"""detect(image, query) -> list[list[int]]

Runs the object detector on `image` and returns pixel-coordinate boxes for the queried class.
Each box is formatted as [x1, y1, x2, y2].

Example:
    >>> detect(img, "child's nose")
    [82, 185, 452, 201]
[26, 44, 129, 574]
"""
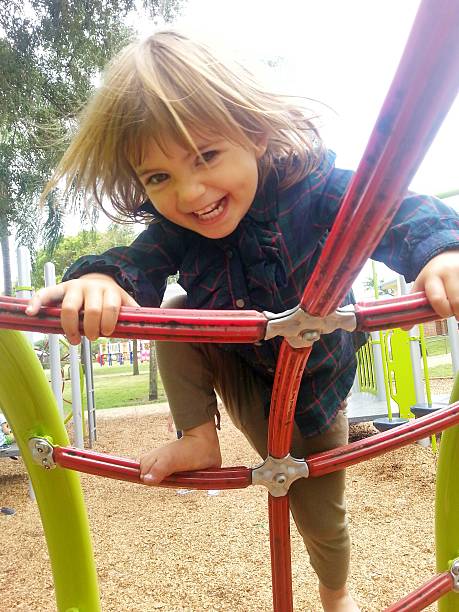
[177, 180, 206, 207]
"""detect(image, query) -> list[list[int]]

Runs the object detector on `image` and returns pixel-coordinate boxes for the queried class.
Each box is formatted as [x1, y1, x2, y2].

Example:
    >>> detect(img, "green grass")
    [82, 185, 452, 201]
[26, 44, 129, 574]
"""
[92, 362, 150, 377]
[426, 363, 453, 378]
[425, 335, 451, 356]
[62, 362, 166, 410]
[52, 338, 457, 413]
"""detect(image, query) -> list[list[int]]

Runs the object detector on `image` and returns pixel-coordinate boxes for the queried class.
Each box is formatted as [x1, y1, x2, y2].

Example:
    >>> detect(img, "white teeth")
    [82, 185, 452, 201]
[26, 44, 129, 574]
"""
[196, 202, 218, 216]
[200, 202, 224, 220]
[194, 198, 225, 218]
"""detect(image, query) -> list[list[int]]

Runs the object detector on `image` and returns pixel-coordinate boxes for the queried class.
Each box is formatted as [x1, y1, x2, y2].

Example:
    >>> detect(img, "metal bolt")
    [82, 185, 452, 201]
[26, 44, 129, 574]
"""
[451, 561, 459, 575]
[274, 473, 287, 485]
[35, 441, 49, 454]
[301, 330, 320, 342]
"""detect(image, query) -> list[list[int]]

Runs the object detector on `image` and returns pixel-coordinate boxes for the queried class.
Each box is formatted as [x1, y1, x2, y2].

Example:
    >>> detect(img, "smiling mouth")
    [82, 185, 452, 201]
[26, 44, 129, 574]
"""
[193, 197, 227, 222]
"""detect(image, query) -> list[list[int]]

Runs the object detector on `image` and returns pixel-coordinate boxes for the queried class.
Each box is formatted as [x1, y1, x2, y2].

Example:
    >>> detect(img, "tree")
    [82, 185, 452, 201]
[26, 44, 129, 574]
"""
[31, 224, 137, 288]
[0, 0, 184, 292]
[132, 339, 139, 376]
[1, 235, 12, 295]
[149, 342, 158, 400]
[362, 275, 396, 297]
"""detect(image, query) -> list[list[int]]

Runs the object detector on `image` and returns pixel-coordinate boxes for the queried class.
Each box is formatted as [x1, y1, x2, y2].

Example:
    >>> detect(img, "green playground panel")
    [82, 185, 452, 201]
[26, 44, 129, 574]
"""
[357, 339, 377, 394]
[0, 329, 100, 612]
[383, 328, 417, 419]
[437, 375, 459, 611]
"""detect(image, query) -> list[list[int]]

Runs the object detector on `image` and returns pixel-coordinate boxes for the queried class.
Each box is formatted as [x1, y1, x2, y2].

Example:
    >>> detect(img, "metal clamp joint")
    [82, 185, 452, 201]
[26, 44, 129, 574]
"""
[252, 454, 309, 497]
[450, 558, 459, 591]
[28, 437, 56, 470]
[263, 305, 357, 348]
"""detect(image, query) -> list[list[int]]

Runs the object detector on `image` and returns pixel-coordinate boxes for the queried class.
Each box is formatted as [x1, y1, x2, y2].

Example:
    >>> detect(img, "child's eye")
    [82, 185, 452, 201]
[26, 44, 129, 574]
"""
[148, 173, 169, 186]
[200, 150, 219, 164]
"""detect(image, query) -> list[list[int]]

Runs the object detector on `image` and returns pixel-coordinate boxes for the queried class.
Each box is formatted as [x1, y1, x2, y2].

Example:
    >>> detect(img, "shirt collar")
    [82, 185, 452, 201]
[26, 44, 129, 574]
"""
[246, 163, 281, 224]
[138, 199, 160, 216]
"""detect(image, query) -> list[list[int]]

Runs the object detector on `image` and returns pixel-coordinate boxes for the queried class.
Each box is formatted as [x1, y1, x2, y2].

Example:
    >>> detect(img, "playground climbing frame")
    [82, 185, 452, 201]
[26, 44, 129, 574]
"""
[1, 0, 459, 610]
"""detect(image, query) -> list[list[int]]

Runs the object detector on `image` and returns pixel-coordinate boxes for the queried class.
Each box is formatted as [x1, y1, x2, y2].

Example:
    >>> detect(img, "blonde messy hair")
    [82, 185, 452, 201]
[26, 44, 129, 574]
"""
[45, 30, 325, 221]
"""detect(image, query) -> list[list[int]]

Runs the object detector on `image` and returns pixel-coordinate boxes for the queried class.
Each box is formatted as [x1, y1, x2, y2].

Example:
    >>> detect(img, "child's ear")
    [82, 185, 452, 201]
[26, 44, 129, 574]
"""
[253, 134, 268, 158]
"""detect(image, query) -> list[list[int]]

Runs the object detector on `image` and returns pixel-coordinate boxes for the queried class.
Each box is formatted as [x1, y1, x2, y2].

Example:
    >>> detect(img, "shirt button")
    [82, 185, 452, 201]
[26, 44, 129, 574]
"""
[235, 298, 245, 308]
[226, 249, 233, 258]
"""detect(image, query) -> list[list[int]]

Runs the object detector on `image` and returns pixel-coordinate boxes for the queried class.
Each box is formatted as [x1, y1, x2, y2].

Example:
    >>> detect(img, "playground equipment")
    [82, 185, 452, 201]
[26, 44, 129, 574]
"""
[0, 0, 458, 609]
[19, 249, 96, 447]
[353, 261, 459, 434]
[97, 339, 150, 366]
[353, 231, 459, 429]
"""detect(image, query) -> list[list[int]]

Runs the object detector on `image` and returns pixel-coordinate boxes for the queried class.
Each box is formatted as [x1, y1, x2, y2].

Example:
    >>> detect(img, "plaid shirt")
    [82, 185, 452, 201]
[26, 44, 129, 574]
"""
[64, 151, 459, 436]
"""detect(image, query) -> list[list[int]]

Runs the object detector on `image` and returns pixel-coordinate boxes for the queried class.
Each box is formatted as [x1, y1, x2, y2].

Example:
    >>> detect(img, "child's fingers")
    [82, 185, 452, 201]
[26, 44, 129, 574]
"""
[441, 272, 459, 319]
[99, 286, 139, 337]
[81, 288, 104, 341]
[421, 276, 452, 320]
[99, 288, 122, 337]
[60, 286, 85, 344]
[25, 285, 66, 315]
[120, 291, 140, 309]
[413, 250, 459, 320]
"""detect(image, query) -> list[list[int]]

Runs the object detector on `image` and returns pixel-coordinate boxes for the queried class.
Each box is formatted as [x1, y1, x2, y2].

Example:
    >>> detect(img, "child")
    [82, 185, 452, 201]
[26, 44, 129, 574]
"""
[0, 414, 14, 447]
[26, 31, 459, 611]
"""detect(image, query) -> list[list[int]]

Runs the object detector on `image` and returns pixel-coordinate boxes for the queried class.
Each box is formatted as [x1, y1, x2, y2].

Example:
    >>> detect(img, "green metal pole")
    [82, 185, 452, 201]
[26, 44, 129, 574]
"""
[436, 374, 459, 610]
[371, 261, 393, 419]
[436, 188, 459, 200]
[419, 324, 432, 407]
[0, 330, 100, 612]
[380, 331, 394, 420]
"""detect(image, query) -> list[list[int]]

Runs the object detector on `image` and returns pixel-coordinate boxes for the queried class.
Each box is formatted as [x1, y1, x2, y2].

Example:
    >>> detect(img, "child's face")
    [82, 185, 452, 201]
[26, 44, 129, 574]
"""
[135, 134, 266, 239]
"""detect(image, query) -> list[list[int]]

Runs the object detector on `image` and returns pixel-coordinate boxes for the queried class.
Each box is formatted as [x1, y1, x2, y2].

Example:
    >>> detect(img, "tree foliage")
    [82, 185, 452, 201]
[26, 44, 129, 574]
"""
[0, 0, 183, 256]
[31, 223, 137, 289]
[362, 275, 396, 297]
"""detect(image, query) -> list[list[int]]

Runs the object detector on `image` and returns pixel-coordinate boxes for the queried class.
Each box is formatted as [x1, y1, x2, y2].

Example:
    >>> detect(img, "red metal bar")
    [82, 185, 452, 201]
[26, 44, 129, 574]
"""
[0, 292, 443, 343]
[269, 496, 293, 612]
[307, 403, 459, 477]
[266, 346, 310, 612]
[383, 572, 453, 611]
[0, 296, 266, 343]
[355, 292, 438, 332]
[53, 446, 252, 490]
[268, 344, 312, 458]
[299, 0, 459, 318]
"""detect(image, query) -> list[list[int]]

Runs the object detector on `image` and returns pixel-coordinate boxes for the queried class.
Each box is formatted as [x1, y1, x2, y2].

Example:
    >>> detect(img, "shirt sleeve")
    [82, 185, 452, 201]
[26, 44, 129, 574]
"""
[62, 221, 182, 306]
[308, 152, 459, 281]
[370, 194, 459, 281]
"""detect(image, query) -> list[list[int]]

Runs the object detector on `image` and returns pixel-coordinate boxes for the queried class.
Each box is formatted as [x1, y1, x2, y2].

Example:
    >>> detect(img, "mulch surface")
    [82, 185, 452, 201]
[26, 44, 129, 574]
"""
[1, 407, 443, 611]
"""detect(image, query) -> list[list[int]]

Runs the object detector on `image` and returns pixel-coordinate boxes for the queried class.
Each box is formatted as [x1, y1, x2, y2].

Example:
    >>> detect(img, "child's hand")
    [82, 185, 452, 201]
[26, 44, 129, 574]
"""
[140, 421, 222, 485]
[412, 250, 459, 319]
[25, 273, 139, 345]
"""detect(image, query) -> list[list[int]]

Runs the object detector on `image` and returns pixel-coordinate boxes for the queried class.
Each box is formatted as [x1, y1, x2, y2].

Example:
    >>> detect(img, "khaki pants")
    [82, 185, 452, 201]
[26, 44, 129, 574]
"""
[157, 338, 350, 590]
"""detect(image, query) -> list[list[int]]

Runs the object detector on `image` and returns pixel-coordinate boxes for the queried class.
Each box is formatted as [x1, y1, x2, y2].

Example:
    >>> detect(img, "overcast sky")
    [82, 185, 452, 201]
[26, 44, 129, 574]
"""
[172, 0, 458, 195]
[4, 0, 458, 293]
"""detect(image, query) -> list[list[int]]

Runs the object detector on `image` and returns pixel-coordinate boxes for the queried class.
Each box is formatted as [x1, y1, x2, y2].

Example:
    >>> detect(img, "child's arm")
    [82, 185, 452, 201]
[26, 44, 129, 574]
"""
[25, 272, 139, 344]
[139, 420, 222, 485]
[412, 250, 459, 319]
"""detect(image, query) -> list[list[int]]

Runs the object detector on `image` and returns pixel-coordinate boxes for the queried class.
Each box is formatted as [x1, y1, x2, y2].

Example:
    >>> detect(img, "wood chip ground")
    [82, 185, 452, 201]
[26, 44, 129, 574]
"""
[1, 380, 454, 611]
